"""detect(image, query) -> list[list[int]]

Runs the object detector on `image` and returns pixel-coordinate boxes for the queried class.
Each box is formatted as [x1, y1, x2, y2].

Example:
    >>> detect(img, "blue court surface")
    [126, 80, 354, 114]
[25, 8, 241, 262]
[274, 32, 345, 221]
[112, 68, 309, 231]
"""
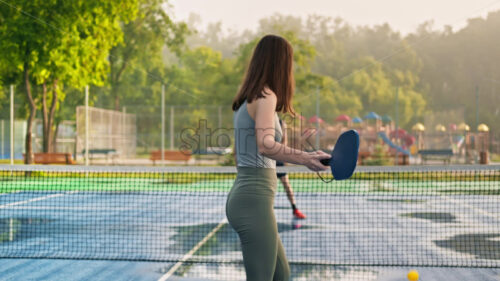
[1, 259, 500, 280]
[0, 168, 499, 280]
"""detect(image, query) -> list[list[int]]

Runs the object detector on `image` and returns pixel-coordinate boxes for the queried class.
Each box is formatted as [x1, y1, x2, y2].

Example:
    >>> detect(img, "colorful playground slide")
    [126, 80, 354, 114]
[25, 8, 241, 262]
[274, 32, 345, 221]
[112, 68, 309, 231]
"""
[378, 132, 410, 155]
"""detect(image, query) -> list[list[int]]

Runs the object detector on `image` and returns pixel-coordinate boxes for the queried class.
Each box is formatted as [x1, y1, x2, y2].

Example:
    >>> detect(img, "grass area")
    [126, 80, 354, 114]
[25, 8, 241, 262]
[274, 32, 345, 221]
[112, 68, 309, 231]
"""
[0, 172, 498, 194]
[0, 159, 24, 164]
[492, 154, 500, 163]
[0, 174, 236, 193]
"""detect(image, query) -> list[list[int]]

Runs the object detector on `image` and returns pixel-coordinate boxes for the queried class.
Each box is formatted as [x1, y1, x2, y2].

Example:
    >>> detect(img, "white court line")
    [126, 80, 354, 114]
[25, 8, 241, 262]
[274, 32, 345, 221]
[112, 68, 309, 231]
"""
[3, 206, 136, 211]
[157, 217, 227, 281]
[0, 191, 78, 209]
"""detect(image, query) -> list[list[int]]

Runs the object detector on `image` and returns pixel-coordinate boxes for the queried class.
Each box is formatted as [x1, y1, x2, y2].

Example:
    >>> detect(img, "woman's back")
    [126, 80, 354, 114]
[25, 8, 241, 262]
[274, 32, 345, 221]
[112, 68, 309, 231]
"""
[234, 100, 282, 168]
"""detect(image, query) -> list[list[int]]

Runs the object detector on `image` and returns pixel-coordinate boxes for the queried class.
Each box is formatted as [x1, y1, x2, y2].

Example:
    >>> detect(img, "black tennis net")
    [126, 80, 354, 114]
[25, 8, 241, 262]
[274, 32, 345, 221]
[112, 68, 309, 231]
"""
[0, 165, 499, 270]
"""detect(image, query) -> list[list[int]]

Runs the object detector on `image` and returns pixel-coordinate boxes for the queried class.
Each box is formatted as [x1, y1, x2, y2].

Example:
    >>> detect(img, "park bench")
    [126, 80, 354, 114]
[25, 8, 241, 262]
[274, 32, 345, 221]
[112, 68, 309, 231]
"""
[191, 147, 232, 164]
[418, 149, 453, 165]
[24, 153, 76, 165]
[358, 151, 409, 165]
[82, 149, 118, 164]
[192, 147, 232, 155]
[150, 150, 191, 165]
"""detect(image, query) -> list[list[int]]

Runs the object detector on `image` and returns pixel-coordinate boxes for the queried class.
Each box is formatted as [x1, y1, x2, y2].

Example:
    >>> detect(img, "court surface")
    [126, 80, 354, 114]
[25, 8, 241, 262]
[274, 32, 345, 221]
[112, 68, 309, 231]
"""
[0, 166, 499, 280]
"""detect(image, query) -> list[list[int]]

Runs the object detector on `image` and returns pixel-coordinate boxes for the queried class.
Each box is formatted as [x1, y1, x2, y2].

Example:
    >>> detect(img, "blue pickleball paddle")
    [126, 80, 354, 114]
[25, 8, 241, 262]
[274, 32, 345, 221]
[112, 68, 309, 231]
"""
[319, 130, 359, 181]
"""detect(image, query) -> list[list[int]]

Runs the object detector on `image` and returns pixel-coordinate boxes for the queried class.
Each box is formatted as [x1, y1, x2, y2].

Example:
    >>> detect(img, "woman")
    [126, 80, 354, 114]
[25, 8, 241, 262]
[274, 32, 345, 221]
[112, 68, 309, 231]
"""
[226, 35, 330, 281]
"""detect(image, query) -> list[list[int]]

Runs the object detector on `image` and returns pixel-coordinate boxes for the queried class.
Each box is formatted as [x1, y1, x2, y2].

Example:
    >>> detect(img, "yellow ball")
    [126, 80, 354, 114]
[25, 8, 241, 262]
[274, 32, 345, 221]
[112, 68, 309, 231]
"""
[407, 270, 419, 281]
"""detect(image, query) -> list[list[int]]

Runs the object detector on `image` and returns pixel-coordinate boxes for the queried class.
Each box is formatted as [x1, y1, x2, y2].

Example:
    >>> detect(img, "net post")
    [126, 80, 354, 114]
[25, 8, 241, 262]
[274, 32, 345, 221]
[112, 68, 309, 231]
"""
[85, 85, 89, 166]
[10, 84, 14, 165]
[161, 84, 165, 164]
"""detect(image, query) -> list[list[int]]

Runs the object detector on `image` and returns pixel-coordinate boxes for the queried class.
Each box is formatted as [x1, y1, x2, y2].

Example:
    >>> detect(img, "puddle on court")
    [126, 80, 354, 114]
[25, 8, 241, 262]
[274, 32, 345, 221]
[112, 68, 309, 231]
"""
[170, 222, 317, 256]
[400, 212, 457, 223]
[435, 233, 500, 260]
[169, 223, 239, 256]
[291, 265, 379, 281]
[367, 198, 426, 203]
[0, 217, 53, 243]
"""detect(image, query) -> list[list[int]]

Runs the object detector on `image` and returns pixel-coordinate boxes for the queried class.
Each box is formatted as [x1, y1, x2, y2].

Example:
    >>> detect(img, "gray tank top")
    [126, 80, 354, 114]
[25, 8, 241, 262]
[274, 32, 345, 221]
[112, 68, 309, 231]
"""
[234, 100, 282, 168]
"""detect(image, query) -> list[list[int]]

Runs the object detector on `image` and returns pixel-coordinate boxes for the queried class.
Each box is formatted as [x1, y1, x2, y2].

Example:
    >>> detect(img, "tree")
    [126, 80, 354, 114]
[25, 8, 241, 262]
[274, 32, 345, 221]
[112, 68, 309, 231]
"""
[106, 0, 189, 111]
[186, 18, 250, 58]
[0, 0, 138, 161]
[409, 11, 500, 132]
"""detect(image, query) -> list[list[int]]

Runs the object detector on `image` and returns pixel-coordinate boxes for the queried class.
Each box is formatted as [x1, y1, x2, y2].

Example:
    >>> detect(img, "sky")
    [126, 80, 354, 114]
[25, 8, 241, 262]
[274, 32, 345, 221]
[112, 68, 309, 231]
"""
[169, 0, 500, 34]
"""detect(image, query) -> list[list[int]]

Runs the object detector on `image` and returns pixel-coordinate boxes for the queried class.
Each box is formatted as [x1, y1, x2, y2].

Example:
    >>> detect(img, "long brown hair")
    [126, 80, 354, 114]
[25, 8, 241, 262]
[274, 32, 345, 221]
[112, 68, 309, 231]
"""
[232, 35, 295, 114]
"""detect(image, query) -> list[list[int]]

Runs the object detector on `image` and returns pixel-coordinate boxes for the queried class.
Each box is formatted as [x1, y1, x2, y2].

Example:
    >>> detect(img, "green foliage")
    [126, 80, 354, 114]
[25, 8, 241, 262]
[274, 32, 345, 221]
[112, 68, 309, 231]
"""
[1, 3, 499, 151]
[221, 152, 236, 166]
[0, 0, 138, 88]
[164, 46, 240, 106]
[409, 11, 500, 132]
[239, 14, 427, 127]
[185, 18, 251, 58]
[96, 0, 189, 110]
[492, 154, 500, 163]
[363, 144, 393, 166]
[0, 0, 139, 154]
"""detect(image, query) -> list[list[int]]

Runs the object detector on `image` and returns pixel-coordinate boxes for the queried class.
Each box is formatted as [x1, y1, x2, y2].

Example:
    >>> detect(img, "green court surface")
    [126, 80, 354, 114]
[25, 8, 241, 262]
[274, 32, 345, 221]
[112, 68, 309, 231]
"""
[1, 169, 498, 193]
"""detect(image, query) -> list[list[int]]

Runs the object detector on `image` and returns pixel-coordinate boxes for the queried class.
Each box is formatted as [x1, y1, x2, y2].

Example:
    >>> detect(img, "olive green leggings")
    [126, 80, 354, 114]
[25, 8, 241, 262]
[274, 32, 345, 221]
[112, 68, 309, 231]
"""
[226, 167, 290, 281]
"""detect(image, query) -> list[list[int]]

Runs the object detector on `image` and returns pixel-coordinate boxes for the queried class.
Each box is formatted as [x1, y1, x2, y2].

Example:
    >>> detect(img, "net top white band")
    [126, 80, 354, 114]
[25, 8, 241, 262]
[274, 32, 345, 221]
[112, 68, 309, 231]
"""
[0, 164, 498, 173]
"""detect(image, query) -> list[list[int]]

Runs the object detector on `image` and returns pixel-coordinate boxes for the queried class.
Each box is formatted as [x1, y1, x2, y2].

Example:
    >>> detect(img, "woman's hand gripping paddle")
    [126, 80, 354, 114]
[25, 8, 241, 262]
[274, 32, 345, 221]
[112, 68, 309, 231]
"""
[318, 130, 359, 181]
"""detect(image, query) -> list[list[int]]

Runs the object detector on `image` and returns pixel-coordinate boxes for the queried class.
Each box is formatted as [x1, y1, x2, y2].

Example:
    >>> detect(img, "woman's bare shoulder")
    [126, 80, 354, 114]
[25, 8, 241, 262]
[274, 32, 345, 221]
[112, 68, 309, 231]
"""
[258, 87, 277, 104]
[262, 86, 276, 98]
[248, 88, 276, 117]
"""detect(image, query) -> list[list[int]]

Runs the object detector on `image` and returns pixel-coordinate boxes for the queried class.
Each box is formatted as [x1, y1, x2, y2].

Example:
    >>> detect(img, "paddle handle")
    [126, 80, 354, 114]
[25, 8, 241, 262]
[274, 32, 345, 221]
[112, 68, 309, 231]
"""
[320, 158, 331, 166]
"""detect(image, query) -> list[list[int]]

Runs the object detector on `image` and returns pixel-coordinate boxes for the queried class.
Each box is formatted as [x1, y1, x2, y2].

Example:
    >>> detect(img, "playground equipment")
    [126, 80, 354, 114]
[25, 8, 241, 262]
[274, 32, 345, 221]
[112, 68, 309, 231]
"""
[412, 123, 425, 152]
[335, 114, 350, 122]
[308, 115, 324, 124]
[477, 124, 490, 164]
[284, 109, 491, 166]
[378, 132, 410, 155]
[352, 117, 363, 124]
[435, 124, 446, 132]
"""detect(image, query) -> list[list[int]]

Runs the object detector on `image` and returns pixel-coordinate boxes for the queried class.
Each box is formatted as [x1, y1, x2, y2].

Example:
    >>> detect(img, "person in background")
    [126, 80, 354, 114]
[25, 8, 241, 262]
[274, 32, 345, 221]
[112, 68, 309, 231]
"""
[276, 118, 307, 219]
